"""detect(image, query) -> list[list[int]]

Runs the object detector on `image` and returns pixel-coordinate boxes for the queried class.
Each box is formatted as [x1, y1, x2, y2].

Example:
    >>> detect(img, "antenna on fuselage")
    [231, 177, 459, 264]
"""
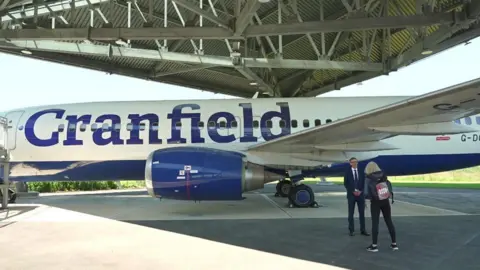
[252, 92, 259, 99]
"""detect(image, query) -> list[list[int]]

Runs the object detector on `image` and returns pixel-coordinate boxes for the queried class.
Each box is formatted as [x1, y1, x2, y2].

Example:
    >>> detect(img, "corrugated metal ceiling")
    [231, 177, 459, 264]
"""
[0, 0, 478, 98]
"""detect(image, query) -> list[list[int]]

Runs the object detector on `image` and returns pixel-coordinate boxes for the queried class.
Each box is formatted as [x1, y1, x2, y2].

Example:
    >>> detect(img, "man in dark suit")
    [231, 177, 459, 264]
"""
[344, 157, 370, 236]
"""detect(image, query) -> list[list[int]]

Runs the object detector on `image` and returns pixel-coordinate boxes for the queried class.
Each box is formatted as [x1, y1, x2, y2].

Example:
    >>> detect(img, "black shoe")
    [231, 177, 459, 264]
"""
[366, 244, 378, 252]
[361, 231, 370, 236]
[349, 231, 355, 236]
[390, 243, 399, 251]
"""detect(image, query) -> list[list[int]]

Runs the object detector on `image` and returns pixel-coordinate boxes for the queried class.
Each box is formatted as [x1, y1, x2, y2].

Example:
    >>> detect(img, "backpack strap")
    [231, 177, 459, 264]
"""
[386, 179, 394, 203]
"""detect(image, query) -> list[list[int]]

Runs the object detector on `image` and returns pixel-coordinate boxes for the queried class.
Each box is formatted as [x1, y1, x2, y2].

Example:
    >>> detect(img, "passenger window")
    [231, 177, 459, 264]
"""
[208, 121, 215, 128]
[68, 123, 76, 131]
[253, 120, 259, 128]
[80, 124, 87, 132]
[303, 119, 309, 128]
[314, 119, 321, 126]
[126, 123, 133, 131]
[231, 121, 238, 128]
[198, 121, 204, 128]
[454, 119, 461, 124]
[139, 123, 146, 131]
[326, 119, 332, 123]
[58, 124, 65, 132]
[114, 123, 121, 131]
[291, 120, 297, 128]
[102, 124, 110, 131]
[152, 122, 159, 131]
[175, 121, 182, 128]
[219, 121, 226, 128]
[476, 117, 480, 125]
[465, 117, 472, 125]
[266, 120, 273, 128]
[91, 124, 98, 131]
[279, 120, 286, 128]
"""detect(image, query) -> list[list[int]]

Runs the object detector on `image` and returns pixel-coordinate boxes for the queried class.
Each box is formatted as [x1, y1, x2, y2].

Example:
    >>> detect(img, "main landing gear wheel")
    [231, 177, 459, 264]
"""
[275, 180, 291, 197]
[287, 184, 319, 208]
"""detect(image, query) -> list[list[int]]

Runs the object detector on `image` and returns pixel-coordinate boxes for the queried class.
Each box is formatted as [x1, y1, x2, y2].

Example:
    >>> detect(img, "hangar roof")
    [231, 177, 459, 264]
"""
[0, 0, 479, 98]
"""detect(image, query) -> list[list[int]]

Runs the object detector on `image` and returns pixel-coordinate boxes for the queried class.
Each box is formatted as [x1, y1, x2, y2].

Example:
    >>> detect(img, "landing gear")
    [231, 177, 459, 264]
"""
[274, 179, 319, 208]
[274, 171, 319, 208]
[275, 180, 291, 197]
[287, 184, 319, 208]
[0, 188, 17, 204]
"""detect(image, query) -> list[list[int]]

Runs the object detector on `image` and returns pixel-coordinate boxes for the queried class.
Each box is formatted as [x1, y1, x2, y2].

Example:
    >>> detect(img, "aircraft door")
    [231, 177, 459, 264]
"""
[3, 111, 25, 150]
[0, 117, 6, 150]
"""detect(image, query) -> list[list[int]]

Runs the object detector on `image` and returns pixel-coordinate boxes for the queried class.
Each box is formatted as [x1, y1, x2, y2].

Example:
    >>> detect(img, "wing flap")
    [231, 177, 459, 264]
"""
[369, 122, 478, 135]
[248, 77, 480, 153]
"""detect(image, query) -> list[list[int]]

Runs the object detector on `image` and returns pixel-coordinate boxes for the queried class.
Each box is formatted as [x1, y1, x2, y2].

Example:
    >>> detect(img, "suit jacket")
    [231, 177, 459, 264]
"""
[343, 167, 365, 198]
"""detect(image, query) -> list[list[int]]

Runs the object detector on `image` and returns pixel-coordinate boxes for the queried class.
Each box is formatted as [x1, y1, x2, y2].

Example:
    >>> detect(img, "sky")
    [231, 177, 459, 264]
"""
[1, 36, 480, 111]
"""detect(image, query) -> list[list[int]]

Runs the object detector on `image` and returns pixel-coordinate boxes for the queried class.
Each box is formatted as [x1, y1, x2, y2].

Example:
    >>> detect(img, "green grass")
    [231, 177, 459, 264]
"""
[27, 180, 145, 193]
[301, 166, 480, 189]
[24, 166, 480, 192]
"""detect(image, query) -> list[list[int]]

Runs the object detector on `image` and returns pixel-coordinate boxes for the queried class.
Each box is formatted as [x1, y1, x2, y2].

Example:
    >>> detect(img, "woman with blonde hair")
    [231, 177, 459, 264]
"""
[364, 161, 398, 252]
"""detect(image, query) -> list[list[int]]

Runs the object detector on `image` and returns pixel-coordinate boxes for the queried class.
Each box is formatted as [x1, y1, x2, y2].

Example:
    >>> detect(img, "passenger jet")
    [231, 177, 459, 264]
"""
[1, 77, 480, 207]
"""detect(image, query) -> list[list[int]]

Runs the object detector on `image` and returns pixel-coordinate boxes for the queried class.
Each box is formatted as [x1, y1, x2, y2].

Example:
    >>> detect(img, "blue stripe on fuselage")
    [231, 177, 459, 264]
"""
[8, 154, 480, 182]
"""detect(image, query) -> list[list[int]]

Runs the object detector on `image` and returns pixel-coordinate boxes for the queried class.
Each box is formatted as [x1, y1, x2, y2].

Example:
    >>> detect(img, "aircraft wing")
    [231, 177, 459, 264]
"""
[247, 77, 480, 155]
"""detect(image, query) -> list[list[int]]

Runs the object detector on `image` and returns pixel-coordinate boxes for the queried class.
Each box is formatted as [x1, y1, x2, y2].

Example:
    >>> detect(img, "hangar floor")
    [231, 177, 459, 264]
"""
[0, 184, 479, 270]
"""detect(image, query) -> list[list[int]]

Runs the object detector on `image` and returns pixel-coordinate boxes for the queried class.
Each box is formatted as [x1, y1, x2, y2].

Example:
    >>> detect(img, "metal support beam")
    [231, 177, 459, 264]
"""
[244, 12, 460, 37]
[186, 0, 274, 95]
[2, 0, 110, 23]
[0, 159, 9, 210]
[2, 0, 184, 27]
[4, 40, 383, 72]
[243, 58, 382, 71]
[0, 27, 236, 40]
[171, 0, 231, 29]
[250, 17, 280, 94]
[235, 0, 262, 35]
[167, 0, 219, 53]
[3, 48, 254, 97]
[288, 0, 321, 58]
[304, 20, 480, 97]
[393, 14, 479, 68]
[232, 1, 276, 96]
[0, 12, 460, 40]
[234, 66, 277, 96]
[304, 71, 379, 97]
[1, 0, 30, 10]
[0, 116, 9, 210]
[0, 0, 11, 10]
[154, 64, 216, 77]
[5, 40, 234, 65]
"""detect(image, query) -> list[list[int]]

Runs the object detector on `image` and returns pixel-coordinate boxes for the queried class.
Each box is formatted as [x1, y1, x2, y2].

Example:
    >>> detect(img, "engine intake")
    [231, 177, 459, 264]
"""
[145, 147, 282, 201]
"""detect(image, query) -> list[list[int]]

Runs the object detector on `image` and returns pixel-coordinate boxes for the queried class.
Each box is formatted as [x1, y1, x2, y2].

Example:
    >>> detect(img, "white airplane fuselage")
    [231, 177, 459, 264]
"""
[1, 96, 480, 183]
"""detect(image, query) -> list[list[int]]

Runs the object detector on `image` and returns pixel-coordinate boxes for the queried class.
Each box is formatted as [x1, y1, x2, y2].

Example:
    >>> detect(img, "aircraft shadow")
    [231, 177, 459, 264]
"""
[122, 215, 480, 270]
[20, 187, 480, 269]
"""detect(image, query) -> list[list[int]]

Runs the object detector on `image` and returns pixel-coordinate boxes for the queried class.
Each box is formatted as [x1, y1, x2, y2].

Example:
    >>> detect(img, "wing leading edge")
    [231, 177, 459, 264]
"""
[247, 77, 480, 154]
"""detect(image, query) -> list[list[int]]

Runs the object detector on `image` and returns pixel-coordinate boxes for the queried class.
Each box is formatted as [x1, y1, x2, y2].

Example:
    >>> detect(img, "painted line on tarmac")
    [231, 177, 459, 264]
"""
[259, 194, 293, 218]
[394, 199, 470, 215]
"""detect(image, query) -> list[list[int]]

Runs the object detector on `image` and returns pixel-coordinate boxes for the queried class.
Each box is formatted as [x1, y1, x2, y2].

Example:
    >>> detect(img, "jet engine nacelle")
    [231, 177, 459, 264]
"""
[145, 147, 282, 201]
